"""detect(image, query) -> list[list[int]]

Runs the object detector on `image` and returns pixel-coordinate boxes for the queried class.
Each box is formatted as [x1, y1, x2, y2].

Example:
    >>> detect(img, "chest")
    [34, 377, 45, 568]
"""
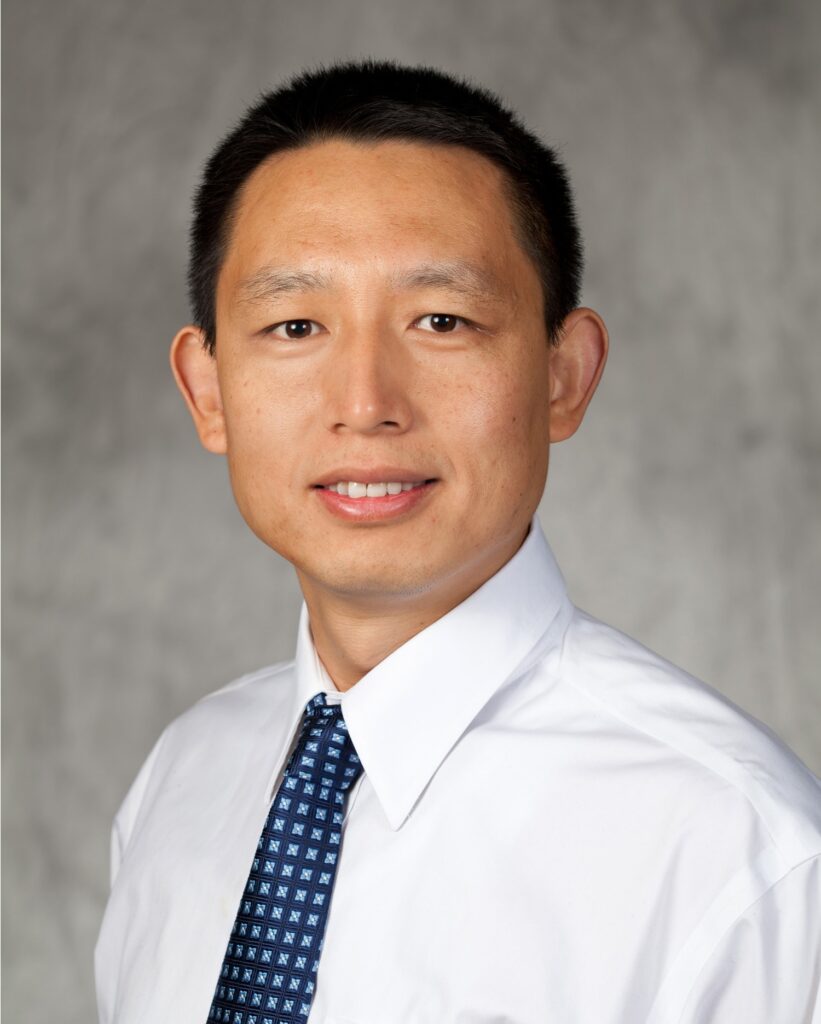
[102, 724, 751, 1024]
[304, 772, 694, 1023]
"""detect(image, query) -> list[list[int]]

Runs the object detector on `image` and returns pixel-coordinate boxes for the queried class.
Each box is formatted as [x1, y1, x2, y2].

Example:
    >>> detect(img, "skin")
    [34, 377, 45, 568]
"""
[171, 139, 608, 690]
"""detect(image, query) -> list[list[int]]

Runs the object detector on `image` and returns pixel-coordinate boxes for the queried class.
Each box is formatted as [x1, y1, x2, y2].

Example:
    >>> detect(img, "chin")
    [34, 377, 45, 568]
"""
[300, 556, 444, 601]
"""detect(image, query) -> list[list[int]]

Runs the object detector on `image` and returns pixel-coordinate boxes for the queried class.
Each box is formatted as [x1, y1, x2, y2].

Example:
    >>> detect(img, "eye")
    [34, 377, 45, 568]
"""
[264, 319, 324, 340]
[414, 313, 469, 334]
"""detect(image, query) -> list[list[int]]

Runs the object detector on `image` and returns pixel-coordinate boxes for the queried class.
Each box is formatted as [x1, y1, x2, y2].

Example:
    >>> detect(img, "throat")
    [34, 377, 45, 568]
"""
[304, 602, 429, 692]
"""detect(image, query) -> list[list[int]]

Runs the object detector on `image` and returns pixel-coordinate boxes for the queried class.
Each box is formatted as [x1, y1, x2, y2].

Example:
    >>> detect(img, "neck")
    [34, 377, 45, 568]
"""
[296, 523, 530, 692]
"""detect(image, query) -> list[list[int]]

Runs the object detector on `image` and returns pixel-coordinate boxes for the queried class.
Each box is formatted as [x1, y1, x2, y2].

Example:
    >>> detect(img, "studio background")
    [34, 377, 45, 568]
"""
[3, 1, 820, 1021]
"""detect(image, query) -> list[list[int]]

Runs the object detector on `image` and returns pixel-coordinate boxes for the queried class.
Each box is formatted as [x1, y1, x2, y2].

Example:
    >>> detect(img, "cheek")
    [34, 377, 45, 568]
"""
[451, 366, 549, 480]
[221, 374, 308, 491]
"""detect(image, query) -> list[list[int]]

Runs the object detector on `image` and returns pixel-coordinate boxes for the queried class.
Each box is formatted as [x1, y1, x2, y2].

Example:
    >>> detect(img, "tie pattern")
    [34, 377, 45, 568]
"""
[208, 693, 363, 1023]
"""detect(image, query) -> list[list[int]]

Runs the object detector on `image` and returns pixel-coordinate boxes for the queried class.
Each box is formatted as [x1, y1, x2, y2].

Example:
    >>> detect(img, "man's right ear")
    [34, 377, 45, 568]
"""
[169, 326, 227, 454]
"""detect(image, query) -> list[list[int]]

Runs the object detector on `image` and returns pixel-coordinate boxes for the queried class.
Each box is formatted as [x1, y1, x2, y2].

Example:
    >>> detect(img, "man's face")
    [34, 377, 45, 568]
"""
[204, 139, 557, 604]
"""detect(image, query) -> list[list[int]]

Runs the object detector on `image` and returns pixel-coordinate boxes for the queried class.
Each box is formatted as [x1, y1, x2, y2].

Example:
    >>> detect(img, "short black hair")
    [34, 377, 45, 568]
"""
[188, 59, 583, 353]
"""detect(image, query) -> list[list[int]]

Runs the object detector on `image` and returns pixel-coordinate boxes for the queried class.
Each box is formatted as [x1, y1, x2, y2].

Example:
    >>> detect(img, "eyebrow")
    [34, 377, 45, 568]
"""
[238, 268, 334, 304]
[237, 260, 506, 305]
[390, 260, 503, 300]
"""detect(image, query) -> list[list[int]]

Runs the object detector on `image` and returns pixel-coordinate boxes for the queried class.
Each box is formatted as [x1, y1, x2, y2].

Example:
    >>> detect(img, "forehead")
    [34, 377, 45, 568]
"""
[220, 138, 533, 286]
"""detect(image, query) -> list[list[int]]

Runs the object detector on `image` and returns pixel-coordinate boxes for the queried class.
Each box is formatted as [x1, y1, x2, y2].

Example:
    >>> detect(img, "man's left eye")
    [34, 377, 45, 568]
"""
[414, 314, 468, 333]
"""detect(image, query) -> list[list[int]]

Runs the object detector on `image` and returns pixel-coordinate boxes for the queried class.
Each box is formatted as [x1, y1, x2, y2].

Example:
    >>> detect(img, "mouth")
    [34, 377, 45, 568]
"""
[313, 478, 437, 499]
[312, 477, 439, 521]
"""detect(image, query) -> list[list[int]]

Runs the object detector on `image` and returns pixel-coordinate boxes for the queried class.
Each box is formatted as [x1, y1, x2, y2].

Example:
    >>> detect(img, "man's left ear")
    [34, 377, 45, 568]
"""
[548, 307, 609, 442]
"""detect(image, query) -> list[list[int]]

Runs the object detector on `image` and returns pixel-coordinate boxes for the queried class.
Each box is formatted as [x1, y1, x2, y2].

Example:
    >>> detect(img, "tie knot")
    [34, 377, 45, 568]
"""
[304, 691, 337, 721]
[285, 693, 363, 791]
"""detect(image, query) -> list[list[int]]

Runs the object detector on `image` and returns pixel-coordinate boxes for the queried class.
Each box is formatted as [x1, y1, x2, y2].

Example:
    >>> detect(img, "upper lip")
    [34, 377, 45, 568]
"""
[312, 467, 438, 487]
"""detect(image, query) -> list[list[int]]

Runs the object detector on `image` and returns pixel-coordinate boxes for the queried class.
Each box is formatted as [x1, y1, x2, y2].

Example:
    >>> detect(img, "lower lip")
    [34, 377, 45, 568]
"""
[314, 482, 437, 522]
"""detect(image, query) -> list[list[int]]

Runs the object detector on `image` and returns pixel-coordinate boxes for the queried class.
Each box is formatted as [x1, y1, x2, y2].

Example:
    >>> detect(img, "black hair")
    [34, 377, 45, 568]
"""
[188, 59, 583, 353]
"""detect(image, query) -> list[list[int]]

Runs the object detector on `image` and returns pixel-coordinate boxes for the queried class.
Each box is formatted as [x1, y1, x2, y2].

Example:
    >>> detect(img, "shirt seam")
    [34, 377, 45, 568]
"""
[112, 725, 172, 876]
[667, 852, 821, 1024]
[561, 626, 792, 865]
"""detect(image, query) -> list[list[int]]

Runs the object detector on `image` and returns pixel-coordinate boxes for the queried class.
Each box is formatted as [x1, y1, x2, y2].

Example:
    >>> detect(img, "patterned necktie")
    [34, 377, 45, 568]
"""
[208, 692, 364, 1023]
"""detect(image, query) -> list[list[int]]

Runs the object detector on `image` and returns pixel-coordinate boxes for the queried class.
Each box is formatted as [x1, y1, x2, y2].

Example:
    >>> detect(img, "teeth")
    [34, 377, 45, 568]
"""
[325, 480, 429, 499]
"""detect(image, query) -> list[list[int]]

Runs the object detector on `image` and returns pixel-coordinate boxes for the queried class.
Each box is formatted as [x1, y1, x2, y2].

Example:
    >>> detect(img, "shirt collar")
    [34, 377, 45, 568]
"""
[294, 513, 571, 831]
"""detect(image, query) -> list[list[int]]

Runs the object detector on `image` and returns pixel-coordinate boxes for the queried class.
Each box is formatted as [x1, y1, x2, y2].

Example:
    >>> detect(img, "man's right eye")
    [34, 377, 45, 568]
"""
[264, 320, 324, 340]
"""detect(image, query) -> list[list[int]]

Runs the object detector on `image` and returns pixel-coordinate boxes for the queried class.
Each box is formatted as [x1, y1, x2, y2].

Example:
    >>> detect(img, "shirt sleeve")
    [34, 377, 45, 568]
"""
[677, 853, 821, 1024]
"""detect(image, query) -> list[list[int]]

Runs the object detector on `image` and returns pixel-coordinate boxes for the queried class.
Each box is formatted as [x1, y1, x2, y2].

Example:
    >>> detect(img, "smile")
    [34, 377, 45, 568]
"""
[314, 479, 438, 521]
[320, 480, 433, 498]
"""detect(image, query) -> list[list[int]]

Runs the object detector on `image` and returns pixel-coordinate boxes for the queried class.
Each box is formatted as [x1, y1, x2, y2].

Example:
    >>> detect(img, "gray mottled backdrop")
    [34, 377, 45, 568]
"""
[3, 0, 820, 1020]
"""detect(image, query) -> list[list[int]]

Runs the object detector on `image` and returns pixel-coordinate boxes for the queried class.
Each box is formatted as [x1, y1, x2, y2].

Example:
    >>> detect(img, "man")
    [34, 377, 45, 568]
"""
[95, 60, 821, 1023]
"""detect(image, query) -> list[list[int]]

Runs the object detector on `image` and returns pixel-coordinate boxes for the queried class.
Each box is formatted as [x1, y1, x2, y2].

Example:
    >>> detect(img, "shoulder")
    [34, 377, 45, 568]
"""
[560, 606, 821, 868]
[159, 657, 295, 744]
[112, 659, 295, 848]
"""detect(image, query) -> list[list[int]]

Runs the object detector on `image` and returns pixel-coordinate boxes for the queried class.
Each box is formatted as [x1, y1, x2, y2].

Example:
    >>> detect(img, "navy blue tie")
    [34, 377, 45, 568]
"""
[208, 693, 363, 1023]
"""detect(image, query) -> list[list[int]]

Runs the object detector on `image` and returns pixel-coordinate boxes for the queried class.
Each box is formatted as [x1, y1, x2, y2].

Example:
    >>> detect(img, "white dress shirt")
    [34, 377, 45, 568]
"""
[95, 516, 821, 1023]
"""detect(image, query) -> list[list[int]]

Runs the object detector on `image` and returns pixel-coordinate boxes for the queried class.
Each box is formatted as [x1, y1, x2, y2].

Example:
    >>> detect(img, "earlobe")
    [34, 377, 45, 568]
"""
[548, 308, 609, 443]
[169, 326, 228, 454]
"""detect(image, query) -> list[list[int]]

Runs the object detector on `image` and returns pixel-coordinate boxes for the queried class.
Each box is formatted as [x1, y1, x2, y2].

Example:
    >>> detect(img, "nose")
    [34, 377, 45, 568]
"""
[323, 326, 413, 436]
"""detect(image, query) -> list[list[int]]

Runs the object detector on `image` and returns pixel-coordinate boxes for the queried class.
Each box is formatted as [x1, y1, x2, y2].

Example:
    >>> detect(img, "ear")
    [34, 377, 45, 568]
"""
[169, 326, 227, 454]
[548, 307, 609, 443]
